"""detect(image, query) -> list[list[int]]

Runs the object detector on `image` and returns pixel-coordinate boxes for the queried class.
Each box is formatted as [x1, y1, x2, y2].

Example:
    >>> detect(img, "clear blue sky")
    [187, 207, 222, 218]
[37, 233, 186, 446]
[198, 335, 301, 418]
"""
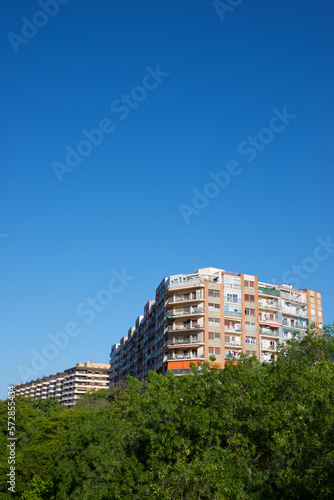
[1, 0, 333, 399]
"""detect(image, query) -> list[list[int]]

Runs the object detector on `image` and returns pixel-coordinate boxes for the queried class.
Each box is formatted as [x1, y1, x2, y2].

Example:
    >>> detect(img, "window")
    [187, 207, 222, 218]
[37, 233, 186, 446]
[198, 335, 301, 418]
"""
[209, 347, 221, 355]
[208, 318, 220, 326]
[244, 294, 255, 302]
[226, 293, 239, 303]
[209, 332, 220, 340]
[246, 337, 256, 345]
[245, 322, 256, 330]
[245, 309, 255, 316]
[208, 303, 220, 310]
[244, 280, 255, 288]
[225, 321, 241, 331]
[209, 290, 220, 297]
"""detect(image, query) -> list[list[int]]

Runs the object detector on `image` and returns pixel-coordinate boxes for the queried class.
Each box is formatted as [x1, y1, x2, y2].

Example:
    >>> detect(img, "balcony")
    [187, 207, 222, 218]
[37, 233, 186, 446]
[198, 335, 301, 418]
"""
[164, 323, 204, 332]
[224, 340, 242, 346]
[260, 355, 272, 362]
[165, 293, 204, 307]
[261, 343, 277, 351]
[281, 306, 308, 317]
[258, 287, 280, 297]
[224, 326, 242, 333]
[167, 278, 205, 292]
[259, 315, 281, 325]
[258, 301, 279, 311]
[282, 321, 308, 329]
[164, 307, 204, 321]
[280, 291, 307, 304]
[163, 353, 205, 362]
[225, 350, 241, 360]
[164, 337, 205, 348]
[260, 328, 280, 337]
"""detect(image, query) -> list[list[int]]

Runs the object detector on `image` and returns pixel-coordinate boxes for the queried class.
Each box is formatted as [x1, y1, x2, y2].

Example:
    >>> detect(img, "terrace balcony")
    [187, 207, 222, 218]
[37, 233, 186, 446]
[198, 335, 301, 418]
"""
[166, 278, 205, 294]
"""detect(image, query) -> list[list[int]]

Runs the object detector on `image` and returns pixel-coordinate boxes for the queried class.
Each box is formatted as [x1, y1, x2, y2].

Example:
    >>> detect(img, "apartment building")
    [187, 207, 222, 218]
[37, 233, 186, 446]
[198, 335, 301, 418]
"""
[15, 361, 110, 407]
[109, 267, 323, 385]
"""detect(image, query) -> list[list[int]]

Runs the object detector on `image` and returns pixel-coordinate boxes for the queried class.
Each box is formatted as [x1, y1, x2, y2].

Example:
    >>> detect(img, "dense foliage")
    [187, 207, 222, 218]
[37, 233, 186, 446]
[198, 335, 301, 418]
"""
[1, 325, 334, 499]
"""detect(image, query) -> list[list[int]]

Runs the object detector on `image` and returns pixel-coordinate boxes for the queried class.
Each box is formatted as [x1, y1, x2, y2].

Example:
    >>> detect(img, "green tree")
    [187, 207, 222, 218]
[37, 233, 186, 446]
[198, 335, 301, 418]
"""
[1, 325, 333, 499]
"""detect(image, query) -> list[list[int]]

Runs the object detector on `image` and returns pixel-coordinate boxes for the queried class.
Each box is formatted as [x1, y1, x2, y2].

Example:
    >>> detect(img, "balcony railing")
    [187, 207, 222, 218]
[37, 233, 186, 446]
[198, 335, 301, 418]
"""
[259, 316, 280, 324]
[282, 322, 307, 329]
[165, 293, 204, 306]
[258, 287, 281, 297]
[260, 329, 280, 337]
[225, 353, 241, 360]
[258, 301, 279, 310]
[165, 323, 204, 332]
[281, 307, 308, 317]
[260, 342, 277, 350]
[280, 291, 307, 304]
[163, 353, 205, 362]
[168, 278, 204, 290]
[224, 340, 242, 346]
[164, 337, 204, 347]
[165, 307, 204, 320]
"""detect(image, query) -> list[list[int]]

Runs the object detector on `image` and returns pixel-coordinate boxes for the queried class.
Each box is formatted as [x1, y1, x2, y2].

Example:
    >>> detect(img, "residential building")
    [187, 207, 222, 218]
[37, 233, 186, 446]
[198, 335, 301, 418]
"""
[15, 361, 110, 407]
[109, 267, 323, 385]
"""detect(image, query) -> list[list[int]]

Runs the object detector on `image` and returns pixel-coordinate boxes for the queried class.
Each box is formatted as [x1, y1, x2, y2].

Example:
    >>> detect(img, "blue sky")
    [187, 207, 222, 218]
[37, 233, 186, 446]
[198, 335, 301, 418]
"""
[1, 0, 333, 399]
